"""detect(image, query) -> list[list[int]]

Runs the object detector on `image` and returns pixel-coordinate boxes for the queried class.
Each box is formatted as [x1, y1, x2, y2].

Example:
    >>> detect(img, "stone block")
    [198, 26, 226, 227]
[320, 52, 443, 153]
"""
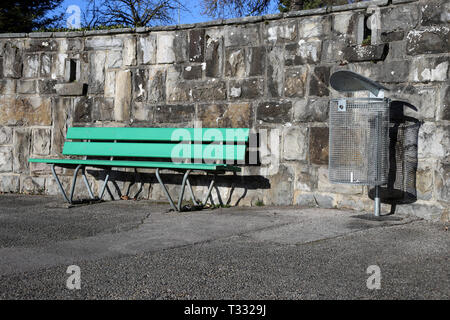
[420, 0, 450, 26]
[257, 101, 292, 124]
[247, 47, 265, 77]
[434, 161, 450, 202]
[51, 97, 72, 155]
[225, 48, 245, 78]
[439, 86, 450, 121]
[229, 79, 264, 100]
[147, 68, 167, 103]
[0, 97, 51, 126]
[106, 50, 123, 69]
[0, 175, 19, 193]
[0, 146, 13, 172]
[132, 102, 153, 122]
[283, 127, 308, 161]
[225, 25, 260, 47]
[309, 127, 329, 165]
[114, 70, 132, 121]
[2, 43, 22, 78]
[38, 79, 57, 94]
[409, 56, 449, 82]
[104, 70, 115, 98]
[40, 54, 53, 77]
[406, 26, 450, 55]
[309, 66, 330, 97]
[293, 98, 329, 123]
[85, 36, 123, 50]
[294, 165, 318, 192]
[183, 65, 203, 80]
[380, 4, 420, 33]
[192, 80, 227, 102]
[17, 80, 36, 94]
[198, 103, 252, 128]
[25, 38, 58, 52]
[138, 34, 157, 64]
[388, 84, 438, 121]
[157, 33, 175, 64]
[13, 128, 31, 173]
[123, 36, 137, 66]
[154, 105, 195, 123]
[317, 166, 363, 195]
[0, 126, 13, 144]
[343, 44, 388, 62]
[173, 31, 188, 63]
[285, 39, 322, 66]
[264, 20, 297, 44]
[92, 97, 114, 121]
[0, 79, 16, 95]
[263, 165, 294, 206]
[284, 68, 307, 98]
[88, 51, 106, 94]
[55, 82, 86, 96]
[32, 128, 51, 155]
[73, 97, 92, 123]
[267, 46, 284, 98]
[189, 29, 205, 62]
[418, 123, 449, 159]
[23, 54, 40, 78]
[416, 162, 434, 201]
[298, 16, 331, 39]
[20, 176, 46, 194]
[205, 31, 223, 78]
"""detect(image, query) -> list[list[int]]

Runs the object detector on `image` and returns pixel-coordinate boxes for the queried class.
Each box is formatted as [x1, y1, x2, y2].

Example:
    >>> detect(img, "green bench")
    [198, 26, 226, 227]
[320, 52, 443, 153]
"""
[29, 127, 250, 211]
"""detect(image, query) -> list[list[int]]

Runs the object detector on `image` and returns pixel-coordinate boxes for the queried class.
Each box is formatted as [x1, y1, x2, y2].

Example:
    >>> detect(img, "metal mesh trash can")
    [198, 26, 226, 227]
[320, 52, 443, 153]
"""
[329, 71, 390, 216]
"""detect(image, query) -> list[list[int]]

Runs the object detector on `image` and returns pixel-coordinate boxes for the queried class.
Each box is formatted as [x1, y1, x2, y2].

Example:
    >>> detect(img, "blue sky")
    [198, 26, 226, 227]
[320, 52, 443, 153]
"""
[54, 0, 280, 27]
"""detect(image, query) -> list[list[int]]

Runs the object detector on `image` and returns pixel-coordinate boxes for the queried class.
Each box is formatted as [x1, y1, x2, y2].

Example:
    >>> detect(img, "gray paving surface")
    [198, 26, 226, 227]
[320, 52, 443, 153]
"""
[0, 194, 448, 299]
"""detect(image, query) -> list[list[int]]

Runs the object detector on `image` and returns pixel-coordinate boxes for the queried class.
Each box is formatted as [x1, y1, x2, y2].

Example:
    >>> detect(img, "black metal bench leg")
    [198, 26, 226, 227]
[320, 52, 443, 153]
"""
[155, 168, 177, 211]
[51, 164, 70, 204]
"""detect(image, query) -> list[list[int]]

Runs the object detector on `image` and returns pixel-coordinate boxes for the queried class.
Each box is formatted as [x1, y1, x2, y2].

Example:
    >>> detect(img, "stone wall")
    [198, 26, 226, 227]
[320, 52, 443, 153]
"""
[0, 0, 448, 220]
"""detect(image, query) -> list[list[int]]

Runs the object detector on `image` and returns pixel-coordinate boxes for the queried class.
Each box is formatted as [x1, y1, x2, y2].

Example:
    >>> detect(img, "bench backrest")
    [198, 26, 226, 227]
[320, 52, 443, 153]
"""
[63, 127, 250, 163]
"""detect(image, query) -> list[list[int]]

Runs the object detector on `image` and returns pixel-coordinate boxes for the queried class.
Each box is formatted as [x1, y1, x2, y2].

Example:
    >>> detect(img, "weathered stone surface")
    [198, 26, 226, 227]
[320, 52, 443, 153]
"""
[389, 84, 438, 120]
[343, 44, 388, 62]
[13, 128, 30, 173]
[22, 54, 40, 78]
[189, 29, 205, 62]
[25, 38, 58, 52]
[247, 47, 265, 77]
[192, 80, 227, 102]
[157, 33, 175, 64]
[0, 175, 19, 193]
[420, 0, 450, 26]
[0, 79, 16, 95]
[264, 20, 297, 44]
[2, 43, 22, 78]
[122, 36, 136, 66]
[17, 80, 36, 94]
[225, 25, 260, 47]
[380, 31, 405, 42]
[263, 165, 294, 206]
[173, 31, 188, 63]
[416, 162, 433, 200]
[20, 176, 45, 194]
[51, 97, 72, 155]
[267, 46, 284, 98]
[147, 68, 166, 103]
[0, 126, 13, 144]
[409, 56, 449, 82]
[257, 101, 292, 123]
[138, 34, 156, 64]
[332, 11, 359, 43]
[106, 50, 122, 69]
[132, 102, 153, 122]
[85, 36, 123, 50]
[434, 161, 450, 202]
[31, 128, 51, 155]
[0, 97, 51, 126]
[418, 123, 449, 159]
[114, 70, 132, 121]
[294, 98, 329, 122]
[0, 146, 13, 172]
[318, 166, 363, 195]
[229, 79, 263, 100]
[55, 82, 86, 96]
[285, 39, 322, 66]
[309, 127, 329, 165]
[284, 68, 307, 98]
[380, 4, 420, 33]
[298, 16, 331, 39]
[88, 51, 106, 94]
[40, 54, 53, 77]
[154, 105, 195, 123]
[225, 48, 245, 78]
[38, 79, 57, 94]
[294, 165, 318, 192]
[320, 40, 347, 63]
[309, 66, 330, 97]
[439, 86, 450, 121]
[92, 97, 114, 121]
[406, 26, 450, 55]
[283, 127, 308, 161]
[198, 103, 252, 128]
[205, 31, 223, 78]
[73, 97, 92, 123]
[183, 65, 203, 80]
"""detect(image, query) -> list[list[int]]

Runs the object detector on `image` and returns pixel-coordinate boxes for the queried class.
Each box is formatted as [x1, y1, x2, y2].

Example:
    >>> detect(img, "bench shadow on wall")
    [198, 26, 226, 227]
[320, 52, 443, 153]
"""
[368, 101, 422, 214]
[87, 133, 270, 207]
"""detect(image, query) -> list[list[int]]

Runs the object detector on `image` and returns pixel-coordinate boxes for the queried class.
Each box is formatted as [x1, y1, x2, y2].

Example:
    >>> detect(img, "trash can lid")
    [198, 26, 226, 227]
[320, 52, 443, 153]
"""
[330, 70, 389, 96]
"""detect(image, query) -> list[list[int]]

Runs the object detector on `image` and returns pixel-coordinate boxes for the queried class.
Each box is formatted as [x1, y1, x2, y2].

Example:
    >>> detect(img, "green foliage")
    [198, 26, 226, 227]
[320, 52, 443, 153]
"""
[255, 200, 265, 207]
[361, 35, 371, 46]
[278, 0, 291, 12]
[0, 0, 64, 32]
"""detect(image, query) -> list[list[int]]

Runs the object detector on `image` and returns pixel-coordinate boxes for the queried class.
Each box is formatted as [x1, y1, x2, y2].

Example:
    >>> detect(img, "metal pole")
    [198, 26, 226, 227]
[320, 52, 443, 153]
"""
[374, 186, 380, 217]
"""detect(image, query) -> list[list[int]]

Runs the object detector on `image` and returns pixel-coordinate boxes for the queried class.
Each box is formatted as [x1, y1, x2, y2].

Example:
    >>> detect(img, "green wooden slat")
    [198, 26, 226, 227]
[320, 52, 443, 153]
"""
[28, 158, 241, 171]
[67, 127, 250, 142]
[62, 142, 247, 160]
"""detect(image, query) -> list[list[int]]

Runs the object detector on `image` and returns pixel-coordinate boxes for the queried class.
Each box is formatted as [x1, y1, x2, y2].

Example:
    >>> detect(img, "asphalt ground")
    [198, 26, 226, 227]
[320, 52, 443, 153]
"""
[0, 194, 448, 300]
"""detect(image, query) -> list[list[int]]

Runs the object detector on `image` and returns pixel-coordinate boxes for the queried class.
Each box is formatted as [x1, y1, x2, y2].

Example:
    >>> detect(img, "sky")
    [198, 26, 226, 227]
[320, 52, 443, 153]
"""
[53, 0, 279, 28]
